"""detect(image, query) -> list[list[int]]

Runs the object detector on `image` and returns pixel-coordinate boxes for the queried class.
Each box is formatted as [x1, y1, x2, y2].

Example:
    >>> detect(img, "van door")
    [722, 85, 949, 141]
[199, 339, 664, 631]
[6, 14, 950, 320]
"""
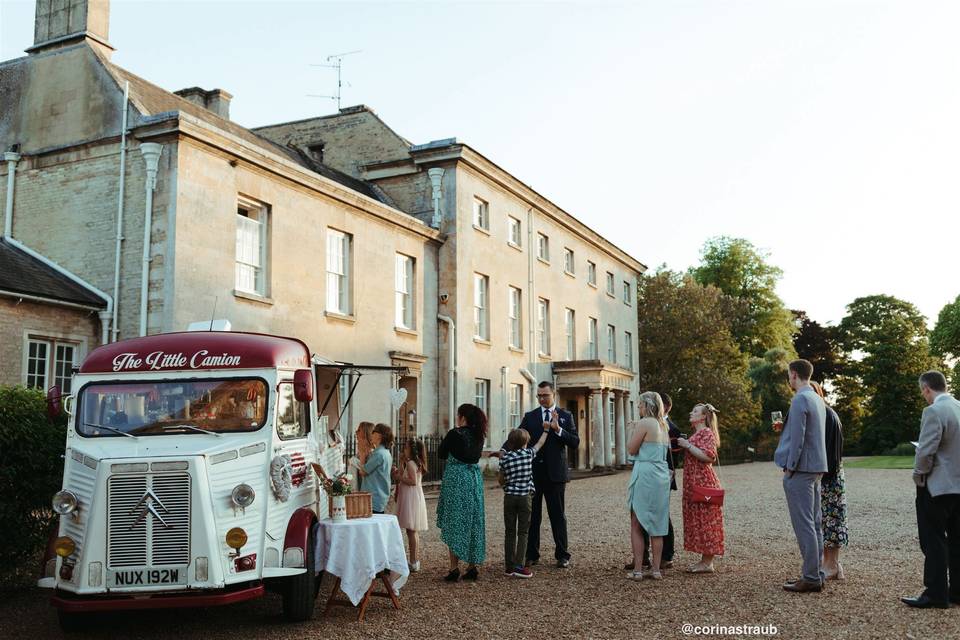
[274, 379, 315, 509]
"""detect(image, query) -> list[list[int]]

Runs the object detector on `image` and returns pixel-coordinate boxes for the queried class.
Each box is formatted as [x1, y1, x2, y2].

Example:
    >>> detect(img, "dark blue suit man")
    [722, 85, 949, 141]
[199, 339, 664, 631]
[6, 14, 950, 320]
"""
[518, 381, 580, 567]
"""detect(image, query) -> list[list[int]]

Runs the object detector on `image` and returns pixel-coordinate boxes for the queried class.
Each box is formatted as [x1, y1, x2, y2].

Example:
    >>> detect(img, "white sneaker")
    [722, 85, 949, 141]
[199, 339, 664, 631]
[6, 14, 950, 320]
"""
[409, 561, 420, 573]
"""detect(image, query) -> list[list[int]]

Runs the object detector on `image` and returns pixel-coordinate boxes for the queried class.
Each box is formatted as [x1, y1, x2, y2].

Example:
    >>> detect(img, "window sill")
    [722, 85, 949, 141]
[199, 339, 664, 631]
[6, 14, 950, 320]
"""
[537, 256, 551, 266]
[233, 289, 274, 306]
[508, 346, 525, 354]
[473, 337, 492, 347]
[588, 282, 598, 289]
[473, 224, 491, 236]
[564, 270, 576, 279]
[325, 311, 356, 324]
[394, 326, 419, 337]
[606, 291, 616, 298]
[508, 242, 523, 252]
[537, 352, 552, 361]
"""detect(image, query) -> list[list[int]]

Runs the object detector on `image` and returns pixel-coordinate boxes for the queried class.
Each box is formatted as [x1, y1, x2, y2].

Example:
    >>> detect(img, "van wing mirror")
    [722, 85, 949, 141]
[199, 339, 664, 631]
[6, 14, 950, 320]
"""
[294, 369, 314, 403]
[47, 385, 62, 419]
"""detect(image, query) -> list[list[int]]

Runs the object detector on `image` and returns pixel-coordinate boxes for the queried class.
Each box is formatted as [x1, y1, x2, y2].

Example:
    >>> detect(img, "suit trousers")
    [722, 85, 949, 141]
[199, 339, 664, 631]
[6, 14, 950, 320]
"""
[783, 471, 824, 583]
[916, 486, 960, 604]
[527, 481, 570, 562]
[503, 494, 532, 571]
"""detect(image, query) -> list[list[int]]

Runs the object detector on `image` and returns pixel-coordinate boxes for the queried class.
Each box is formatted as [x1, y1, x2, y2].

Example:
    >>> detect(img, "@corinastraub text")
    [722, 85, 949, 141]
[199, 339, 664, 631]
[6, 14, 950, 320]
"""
[681, 623, 778, 636]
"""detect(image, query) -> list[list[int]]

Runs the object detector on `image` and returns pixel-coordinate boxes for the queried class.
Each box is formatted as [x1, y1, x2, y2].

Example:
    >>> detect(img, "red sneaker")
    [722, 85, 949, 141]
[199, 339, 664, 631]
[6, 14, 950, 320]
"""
[511, 567, 534, 579]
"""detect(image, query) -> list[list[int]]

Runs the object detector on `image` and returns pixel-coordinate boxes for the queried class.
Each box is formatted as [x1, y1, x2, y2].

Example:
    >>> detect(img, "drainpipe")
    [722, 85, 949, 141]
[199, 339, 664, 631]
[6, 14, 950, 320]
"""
[112, 81, 129, 342]
[525, 207, 536, 405]
[500, 365, 509, 440]
[437, 314, 456, 430]
[4, 151, 21, 238]
[428, 168, 444, 229]
[139, 143, 163, 337]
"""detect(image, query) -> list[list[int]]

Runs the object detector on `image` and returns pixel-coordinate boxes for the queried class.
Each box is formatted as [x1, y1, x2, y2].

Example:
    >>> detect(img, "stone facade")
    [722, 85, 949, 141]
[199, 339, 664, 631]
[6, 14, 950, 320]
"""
[0, 297, 99, 389]
[1, 1, 646, 463]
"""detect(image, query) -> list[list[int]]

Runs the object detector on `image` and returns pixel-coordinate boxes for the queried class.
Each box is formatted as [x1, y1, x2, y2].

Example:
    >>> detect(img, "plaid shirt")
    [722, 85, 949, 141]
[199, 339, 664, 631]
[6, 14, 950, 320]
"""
[500, 446, 537, 496]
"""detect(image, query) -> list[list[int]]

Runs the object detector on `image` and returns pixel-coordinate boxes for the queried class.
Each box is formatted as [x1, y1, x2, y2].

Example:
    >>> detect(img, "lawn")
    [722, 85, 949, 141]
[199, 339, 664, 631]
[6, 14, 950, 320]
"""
[845, 455, 915, 469]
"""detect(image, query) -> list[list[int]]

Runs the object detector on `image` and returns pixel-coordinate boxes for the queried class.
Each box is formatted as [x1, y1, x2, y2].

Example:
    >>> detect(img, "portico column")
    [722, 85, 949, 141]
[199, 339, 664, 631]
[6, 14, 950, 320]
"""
[591, 389, 605, 468]
[602, 388, 613, 467]
[577, 397, 588, 470]
[615, 391, 626, 466]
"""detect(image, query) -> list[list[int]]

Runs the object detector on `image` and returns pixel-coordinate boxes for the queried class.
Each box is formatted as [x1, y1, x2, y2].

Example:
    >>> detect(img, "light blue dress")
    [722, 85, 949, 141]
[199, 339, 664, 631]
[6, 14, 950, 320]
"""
[627, 441, 671, 536]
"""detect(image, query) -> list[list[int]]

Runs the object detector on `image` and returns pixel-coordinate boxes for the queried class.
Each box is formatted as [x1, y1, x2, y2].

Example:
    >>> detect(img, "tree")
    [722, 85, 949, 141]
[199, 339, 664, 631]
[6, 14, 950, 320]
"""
[838, 295, 938, 453]
[690, 237, 796, 358]
[792, 310, 842, 383]
[747, 348, 793, 448]
[931, 294, 960, 388]
[637, 270, 759, 448]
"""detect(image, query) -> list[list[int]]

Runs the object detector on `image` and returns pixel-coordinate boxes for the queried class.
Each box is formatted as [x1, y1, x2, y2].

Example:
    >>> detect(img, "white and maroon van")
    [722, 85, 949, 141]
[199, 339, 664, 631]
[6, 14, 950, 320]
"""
[38, 330, 400, 630]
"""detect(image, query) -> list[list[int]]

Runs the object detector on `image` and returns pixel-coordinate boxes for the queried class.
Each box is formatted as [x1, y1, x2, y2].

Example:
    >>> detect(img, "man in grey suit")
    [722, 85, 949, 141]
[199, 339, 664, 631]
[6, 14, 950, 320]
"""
[774, 359, 828, 593]
[902, 371, 960, 609]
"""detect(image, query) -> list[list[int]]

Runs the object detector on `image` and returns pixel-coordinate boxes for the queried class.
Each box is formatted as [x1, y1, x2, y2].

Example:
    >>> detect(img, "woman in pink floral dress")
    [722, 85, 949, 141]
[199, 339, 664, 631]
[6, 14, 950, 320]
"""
[677, 403, 725, 573]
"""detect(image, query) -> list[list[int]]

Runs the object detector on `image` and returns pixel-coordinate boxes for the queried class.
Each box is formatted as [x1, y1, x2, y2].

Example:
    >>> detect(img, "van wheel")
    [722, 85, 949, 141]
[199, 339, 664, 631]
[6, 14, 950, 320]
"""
[57, 610, 96, 633]
[281, 530, 317, 622]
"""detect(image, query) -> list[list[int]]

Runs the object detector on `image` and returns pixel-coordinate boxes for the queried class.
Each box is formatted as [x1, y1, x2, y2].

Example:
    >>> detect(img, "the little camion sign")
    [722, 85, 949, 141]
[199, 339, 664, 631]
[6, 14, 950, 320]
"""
[111, 350, 243, 372]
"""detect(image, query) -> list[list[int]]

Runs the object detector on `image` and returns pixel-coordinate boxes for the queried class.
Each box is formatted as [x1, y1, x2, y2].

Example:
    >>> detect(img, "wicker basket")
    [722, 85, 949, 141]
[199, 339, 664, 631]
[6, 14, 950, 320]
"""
[329, 492, 373, 519]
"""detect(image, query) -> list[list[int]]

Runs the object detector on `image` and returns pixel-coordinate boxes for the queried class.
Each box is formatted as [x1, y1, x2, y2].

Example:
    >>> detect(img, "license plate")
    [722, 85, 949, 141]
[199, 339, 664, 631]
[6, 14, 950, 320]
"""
[107, 568, 187, 587]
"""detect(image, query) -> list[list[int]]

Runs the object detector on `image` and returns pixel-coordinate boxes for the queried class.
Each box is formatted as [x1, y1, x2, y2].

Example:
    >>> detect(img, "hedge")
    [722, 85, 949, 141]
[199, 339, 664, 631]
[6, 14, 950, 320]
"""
[0, 386, 66, 587]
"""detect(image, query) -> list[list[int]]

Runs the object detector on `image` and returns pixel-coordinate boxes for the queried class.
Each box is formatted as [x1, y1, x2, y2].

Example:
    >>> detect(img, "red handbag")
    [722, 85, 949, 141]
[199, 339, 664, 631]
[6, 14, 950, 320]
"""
[691, 486, 725, 505]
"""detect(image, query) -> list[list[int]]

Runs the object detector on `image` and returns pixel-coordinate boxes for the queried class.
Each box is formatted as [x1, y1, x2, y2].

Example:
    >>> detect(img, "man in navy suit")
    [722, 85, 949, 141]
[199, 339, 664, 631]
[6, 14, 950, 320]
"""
[518, 381, 580, 568]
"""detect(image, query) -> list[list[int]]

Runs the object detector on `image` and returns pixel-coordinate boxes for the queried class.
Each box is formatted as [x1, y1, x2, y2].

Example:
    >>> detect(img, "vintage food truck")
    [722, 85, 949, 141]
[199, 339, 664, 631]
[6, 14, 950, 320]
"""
[38, 330, 397, 630]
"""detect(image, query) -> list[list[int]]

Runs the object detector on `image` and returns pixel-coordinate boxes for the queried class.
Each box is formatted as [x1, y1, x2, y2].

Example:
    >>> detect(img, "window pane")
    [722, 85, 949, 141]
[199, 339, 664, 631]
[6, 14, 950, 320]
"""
[55, 344, 76, 393]
[27, 340, 49, 389]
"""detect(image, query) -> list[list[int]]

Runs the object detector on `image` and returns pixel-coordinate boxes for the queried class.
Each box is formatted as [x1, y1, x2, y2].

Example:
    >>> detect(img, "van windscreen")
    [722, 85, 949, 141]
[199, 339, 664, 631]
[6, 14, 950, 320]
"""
[76, 378, 268, 437]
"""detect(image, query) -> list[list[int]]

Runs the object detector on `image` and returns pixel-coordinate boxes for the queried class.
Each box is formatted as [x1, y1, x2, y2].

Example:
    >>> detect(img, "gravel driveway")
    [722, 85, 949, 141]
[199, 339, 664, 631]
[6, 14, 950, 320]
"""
[1, 462, 955, 639]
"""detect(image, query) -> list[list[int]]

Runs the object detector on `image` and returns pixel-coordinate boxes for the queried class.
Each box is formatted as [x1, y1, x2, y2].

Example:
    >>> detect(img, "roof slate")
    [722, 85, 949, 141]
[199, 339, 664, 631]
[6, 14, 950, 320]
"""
[0, 239, 107, 307]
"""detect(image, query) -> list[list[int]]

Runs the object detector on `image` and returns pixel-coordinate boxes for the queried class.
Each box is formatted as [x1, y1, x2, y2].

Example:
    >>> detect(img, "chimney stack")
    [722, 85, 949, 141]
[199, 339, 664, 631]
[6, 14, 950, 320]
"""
[174, 87, 233, 120]
[28, 0, 114, 58]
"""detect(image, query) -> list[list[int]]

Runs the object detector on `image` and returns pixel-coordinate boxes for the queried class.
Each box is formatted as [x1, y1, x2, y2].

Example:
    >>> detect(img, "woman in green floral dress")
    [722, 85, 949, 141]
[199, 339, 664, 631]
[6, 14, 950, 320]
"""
[437, 404, 487, 581]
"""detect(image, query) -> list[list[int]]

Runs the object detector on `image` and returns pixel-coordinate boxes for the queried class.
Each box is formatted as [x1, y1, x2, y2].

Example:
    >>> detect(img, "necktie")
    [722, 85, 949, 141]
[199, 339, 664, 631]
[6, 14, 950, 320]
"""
[544, 409, 550, 423]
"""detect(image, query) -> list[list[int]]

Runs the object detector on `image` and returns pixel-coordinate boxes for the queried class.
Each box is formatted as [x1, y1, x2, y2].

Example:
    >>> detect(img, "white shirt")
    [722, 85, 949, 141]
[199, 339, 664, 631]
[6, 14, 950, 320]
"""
[540, 404, 564, 437]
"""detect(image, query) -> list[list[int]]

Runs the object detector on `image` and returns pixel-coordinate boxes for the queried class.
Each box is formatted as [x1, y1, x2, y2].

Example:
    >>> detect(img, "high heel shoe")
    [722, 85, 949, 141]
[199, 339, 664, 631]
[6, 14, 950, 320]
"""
[463, 566, 479, 581]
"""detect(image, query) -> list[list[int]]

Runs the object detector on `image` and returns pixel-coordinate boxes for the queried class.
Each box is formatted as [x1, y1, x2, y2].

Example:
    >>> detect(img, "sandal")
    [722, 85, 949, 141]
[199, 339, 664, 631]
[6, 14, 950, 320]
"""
[629, 570, 644, 581]
[649, 570, 663, 580]
[444, 568, 460, 582]
[686, 564, 715, 574]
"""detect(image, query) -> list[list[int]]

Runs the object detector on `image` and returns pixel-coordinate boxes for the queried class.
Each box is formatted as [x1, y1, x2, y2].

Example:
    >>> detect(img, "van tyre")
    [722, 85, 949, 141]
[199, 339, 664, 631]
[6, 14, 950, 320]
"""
[281, 529, 317, 622]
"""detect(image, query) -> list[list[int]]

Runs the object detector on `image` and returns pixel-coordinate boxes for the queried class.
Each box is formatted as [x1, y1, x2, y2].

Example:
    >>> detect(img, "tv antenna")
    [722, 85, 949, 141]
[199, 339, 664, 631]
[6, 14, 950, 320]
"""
[308, 50, 362, 110]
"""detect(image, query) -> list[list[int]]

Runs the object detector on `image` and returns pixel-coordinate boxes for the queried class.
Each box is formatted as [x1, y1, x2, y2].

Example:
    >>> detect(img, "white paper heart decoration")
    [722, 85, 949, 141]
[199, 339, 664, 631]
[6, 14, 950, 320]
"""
[389, 388, 408, 407]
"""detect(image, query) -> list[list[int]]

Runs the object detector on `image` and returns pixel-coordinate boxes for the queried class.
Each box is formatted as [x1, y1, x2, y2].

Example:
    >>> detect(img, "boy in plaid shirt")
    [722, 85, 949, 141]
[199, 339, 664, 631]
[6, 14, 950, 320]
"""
[497, 426, 549, 578]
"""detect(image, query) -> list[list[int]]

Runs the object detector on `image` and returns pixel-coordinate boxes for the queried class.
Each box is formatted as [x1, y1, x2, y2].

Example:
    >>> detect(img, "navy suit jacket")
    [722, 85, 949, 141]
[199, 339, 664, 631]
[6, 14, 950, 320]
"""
[518, 406, 580, 484]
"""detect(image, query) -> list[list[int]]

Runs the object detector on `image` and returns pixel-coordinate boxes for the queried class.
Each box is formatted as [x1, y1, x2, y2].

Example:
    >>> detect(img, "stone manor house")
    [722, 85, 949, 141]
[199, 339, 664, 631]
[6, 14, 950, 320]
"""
[0, 0, 646, 468]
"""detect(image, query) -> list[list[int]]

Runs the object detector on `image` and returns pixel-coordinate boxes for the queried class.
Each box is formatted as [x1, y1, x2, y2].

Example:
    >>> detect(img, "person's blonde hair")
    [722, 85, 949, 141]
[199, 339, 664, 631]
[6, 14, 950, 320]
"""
[694, 403, 721, 448]
[639, 391, 667, 431]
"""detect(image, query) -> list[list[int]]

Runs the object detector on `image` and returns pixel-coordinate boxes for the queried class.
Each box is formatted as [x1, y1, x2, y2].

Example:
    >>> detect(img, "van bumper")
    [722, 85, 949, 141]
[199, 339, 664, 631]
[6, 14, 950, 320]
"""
[50, 583, 264, 612]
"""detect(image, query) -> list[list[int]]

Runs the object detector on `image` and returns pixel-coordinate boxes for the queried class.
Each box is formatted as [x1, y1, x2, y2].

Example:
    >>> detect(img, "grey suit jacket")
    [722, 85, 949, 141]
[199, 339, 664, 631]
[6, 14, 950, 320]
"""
[913, 393, 960, 497]
[774, 386, 828, 473]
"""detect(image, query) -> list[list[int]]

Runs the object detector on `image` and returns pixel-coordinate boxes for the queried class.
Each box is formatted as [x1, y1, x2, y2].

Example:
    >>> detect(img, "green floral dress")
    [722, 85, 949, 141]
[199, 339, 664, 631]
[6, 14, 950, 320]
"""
[436, 429, 486, 564]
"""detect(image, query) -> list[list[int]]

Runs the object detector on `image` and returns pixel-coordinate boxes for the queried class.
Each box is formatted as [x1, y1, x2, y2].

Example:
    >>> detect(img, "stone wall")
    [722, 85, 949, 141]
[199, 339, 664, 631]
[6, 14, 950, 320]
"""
[0, 297, 99, 387]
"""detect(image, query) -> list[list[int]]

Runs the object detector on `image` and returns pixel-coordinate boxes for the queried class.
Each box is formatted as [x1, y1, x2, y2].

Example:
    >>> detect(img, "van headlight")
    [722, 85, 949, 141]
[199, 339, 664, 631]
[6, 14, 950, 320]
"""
[230, 484, 255, 508]
[52, 490, 79, 515]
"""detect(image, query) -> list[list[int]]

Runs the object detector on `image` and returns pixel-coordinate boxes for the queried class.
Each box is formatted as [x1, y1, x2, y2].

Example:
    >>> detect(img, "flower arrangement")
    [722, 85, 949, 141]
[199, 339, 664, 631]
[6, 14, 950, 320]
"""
[312, 463, 353, 496]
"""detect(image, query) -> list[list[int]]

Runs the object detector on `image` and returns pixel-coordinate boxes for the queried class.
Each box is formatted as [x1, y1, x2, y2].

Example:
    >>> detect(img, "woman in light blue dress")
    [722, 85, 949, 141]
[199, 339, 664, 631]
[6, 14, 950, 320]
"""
[626, 391, 672, 581]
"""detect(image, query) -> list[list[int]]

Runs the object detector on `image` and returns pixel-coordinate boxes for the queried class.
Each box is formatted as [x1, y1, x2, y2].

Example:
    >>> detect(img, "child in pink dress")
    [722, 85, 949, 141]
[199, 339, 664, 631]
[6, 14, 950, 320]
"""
[395, 439, 429, 572]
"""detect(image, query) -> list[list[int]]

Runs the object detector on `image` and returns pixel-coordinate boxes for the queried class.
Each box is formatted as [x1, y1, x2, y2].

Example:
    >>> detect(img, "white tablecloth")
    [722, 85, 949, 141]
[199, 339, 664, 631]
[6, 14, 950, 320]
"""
[314, 514, 410, 606]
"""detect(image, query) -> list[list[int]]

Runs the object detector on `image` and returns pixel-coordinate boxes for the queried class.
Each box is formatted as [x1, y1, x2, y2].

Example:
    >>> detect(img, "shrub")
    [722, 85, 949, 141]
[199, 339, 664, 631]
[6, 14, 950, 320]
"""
[0, 386, 66, 587]
[882, 442, 917, 457]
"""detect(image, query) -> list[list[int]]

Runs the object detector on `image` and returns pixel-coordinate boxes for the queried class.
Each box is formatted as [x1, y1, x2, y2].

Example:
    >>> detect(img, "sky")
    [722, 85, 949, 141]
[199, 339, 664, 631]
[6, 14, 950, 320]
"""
[2, 0, 959, 327]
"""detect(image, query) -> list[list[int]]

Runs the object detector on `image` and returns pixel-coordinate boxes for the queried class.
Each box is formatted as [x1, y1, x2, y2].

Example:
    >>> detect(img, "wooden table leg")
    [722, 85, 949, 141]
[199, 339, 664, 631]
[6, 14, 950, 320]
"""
[379, 573, 401, 611]
[324, 576, 343, 616]
[356, 579, 378, 622]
